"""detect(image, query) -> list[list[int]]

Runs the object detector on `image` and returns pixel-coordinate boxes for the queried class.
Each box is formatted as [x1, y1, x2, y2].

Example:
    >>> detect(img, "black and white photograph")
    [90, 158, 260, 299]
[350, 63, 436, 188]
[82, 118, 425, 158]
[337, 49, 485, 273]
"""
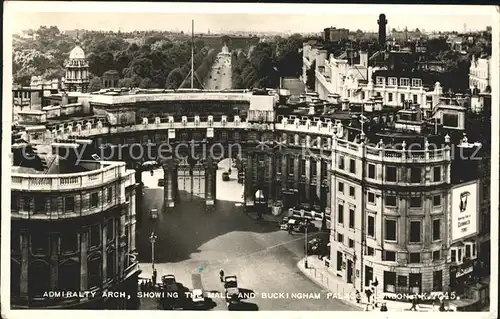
[1, 2, 498, 318]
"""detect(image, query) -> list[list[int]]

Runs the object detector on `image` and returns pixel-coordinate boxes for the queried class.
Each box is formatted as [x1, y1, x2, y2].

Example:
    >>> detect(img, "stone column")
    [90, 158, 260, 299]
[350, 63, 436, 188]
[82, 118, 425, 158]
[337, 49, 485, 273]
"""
[268, 153, 274, 202]
[162, 159, 176, 209]
[316, 158, 322, 204]
[325, 161, 332, 213]
[305, 157, 311, 202]
[80, 231, 88, 290]
[20, 233, 29, 296]
[102, 226, 107, 284]
[205, 157, 216, 207]
[50, 236, 59, 289]
[293, 155, 300, 190]
[245, 152, 254, 207]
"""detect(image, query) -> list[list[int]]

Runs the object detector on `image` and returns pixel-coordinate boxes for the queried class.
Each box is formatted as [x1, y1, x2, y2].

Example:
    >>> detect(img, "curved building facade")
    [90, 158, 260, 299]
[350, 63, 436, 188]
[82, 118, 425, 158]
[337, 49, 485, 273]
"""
[11, 89, 490, 307]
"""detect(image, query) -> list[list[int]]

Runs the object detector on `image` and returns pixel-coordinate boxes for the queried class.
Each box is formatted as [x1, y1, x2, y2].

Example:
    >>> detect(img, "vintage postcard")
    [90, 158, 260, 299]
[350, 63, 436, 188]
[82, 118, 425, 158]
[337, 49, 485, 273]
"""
[1, 2, 498, 319]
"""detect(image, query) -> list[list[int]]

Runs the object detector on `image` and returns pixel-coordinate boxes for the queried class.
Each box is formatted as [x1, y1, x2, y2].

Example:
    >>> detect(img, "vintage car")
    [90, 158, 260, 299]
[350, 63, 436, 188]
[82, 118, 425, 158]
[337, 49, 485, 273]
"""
[222, 172, 230, 181]
[150, 208, 158, 219]
[279, 216, 290, 230]
[224, 276, 239, 305]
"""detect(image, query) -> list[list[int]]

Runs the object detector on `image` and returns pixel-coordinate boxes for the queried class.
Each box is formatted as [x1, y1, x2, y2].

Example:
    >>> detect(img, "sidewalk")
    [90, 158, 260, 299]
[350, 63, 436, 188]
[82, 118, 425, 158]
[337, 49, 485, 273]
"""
[297, 257, 438, 312]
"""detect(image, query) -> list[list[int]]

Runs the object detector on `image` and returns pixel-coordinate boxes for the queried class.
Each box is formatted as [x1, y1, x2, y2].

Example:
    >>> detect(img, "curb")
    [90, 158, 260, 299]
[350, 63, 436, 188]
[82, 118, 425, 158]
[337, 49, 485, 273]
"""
[296, 258, 365, 311]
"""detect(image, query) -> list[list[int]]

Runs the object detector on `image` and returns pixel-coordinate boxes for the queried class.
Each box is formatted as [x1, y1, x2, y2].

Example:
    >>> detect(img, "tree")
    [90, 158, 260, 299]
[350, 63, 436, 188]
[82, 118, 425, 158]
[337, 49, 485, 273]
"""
[88, 77, 103, 92]
[118, 77, 135, 88]
[165, 67, 185, 89]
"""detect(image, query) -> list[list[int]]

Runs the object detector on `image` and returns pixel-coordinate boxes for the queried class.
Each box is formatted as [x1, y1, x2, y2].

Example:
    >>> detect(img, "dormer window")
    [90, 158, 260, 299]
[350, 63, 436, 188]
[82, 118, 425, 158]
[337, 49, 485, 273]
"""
[411, 79, 423, 87]
[376, 77, 385, 85]
[399, 78, 410, 86]
[388, 77, 397, 86]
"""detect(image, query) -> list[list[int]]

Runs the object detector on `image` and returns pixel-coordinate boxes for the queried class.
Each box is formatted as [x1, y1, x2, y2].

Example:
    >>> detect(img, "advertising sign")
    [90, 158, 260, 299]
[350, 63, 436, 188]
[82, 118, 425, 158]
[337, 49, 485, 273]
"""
[451, 181, 478, 241]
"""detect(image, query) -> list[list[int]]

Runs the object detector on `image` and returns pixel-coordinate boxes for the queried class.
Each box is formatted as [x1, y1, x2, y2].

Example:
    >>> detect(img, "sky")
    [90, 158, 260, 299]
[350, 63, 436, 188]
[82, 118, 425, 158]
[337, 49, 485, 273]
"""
[4, 2, 496, 34]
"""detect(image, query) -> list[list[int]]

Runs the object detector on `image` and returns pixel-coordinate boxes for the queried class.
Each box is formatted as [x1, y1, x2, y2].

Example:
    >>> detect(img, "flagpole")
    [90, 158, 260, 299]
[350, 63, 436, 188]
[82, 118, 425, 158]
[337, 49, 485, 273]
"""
[191, 19, 194, 89]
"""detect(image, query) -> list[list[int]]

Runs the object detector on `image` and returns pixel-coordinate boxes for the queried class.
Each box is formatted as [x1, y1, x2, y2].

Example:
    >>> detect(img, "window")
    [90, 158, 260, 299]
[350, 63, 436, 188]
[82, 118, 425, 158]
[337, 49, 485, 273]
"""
[409, 253, 421, 263]
[337, 251, 343, 271]
[384, 271, 396, 293]
[432, 219, 441, 241]
[106, 219, 115, 242]
[413, 94, 418, 104]
[388, 77, 397, 85]
[443, 113, 459, 127]
[376, 76, 385, 85]
[433, 250, 441, 261]
[410, 196, 422, 208]
[385, 195, 397, 207]
[433, 270, 443, 291]
[338, 203, 344, 224]
[388, 93, 393, 102]
[398, 275, 408, 290]
[337, 233, 344, 243]
[90, 192, 99, 208]
[89, 225, 101, 248]
[399, 78, 410, 86]
[31, 234, 48, 255]
[338, 156, 345, 170]
[349, 159, 356, 174]
[433, 195, 441, 207]
[410, 168, 421, 183]
[29, 262, 50, 297]
[349, 186, 355, 198]
[368, 192, 375, 204]
[87, 255, 103, 289]
[451, 249, 457, 262]
[412, 78, 423, 87]
[60, 233, 78, 253]
[58, 261, 80, 291]
[386, 166, 397, 182]
[338, 182, 344, 193]
[300, 159, 306, 176]
[34, 196, 45, 213]
[433, 167, 441, 182]
[400, 93, 405, 103]
[383, 251, 396, 261]
[367, 215, 375, 237]
[11, 194, 19, 211]
[385, 219, 397, 241]
[107, 187, 113, 203]
[367, 247, 374, 256]
[349, 207, 355, 229]
[410, 221, 421, 243]
[348, 239, 354, 248]
[409, 273, 422, 294]
[368, 164, 376, 179]
[65, 196, 75, 212]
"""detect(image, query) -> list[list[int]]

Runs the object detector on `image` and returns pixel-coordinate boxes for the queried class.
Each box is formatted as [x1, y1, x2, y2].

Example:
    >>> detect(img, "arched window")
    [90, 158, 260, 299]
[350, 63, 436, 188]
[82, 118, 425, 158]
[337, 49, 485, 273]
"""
[60, 232, 79, 254]
[28, 261, 50, 297]
[87, 254, 102, 289]
[58, 260, 80, 291]
[30, 234, 49, 255]
[11, 259, 21, 297]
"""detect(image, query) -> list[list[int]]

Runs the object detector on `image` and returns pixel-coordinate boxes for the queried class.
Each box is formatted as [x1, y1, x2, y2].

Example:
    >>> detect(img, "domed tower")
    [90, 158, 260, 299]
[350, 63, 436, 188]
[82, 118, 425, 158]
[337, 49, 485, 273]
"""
[65, 40, 89, 92]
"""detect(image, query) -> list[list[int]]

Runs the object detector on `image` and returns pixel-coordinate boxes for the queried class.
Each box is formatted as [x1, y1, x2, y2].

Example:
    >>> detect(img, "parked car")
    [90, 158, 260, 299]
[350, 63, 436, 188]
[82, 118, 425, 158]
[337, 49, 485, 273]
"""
[222, 172, 230, 181]
[224, 276, 239, 305]
[150, 208, 158, 219]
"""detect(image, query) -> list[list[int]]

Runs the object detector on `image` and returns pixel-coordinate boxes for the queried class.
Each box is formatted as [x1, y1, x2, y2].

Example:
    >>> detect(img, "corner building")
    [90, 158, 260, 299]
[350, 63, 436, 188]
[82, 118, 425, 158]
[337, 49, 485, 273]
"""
[10, 138, 140, 309]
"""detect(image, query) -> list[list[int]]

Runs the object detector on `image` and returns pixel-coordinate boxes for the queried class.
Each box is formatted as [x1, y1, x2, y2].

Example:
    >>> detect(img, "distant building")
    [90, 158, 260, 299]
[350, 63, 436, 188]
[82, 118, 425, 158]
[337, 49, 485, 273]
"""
[102, 70, 120, 89]
[469, 56, 492, 92]
[323, 27, 350, 42]
[64, 40, 90, 92]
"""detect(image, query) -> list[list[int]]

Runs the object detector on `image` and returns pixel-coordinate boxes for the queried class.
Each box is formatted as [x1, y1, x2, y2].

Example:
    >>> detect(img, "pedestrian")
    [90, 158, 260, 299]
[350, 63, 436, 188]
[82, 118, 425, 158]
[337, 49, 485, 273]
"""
[288, 224, 293, 235]
[150, 169, 153, 176]
[228, 168, 232, 175]
[439, 299, 446, 312]
[356, 290, 361, 304]
[219, 269, 225, 283]
[410, 296, 418, 311]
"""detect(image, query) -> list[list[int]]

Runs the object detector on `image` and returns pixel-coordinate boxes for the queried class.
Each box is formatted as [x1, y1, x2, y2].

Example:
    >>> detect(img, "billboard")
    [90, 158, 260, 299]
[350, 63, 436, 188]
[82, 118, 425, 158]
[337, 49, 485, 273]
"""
[451, 181, 478, 241]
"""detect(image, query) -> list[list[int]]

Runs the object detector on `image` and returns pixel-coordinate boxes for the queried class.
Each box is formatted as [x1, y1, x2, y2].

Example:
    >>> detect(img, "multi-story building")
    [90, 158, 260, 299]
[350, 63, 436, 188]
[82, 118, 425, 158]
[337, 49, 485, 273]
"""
[10, 135, 140, 309]
[469, 56, 492, 92]
[10, 87, 490, 309]
[323, 27, 350, 43]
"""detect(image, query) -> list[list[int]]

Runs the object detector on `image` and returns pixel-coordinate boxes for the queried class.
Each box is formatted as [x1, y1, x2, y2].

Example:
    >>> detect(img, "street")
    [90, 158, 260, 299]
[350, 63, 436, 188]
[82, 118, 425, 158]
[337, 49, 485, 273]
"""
[136, 160, 356, 311]
[205, 52, 232, 90]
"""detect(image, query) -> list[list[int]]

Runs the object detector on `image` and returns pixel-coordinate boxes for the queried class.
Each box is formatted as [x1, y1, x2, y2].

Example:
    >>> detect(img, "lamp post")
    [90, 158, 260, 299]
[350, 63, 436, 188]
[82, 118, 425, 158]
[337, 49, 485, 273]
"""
[149, 232, 158, 270]
[305, 223, 309, 269]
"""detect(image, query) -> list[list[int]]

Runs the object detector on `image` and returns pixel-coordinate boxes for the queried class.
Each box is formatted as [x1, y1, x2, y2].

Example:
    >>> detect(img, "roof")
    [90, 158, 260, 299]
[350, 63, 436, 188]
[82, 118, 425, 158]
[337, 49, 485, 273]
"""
[69, 44, 85, 60]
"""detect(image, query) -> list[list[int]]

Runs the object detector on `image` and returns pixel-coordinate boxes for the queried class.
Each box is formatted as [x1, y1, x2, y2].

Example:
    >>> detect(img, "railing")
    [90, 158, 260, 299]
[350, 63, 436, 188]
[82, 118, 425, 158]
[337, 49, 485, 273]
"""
[90, 92, 253, 105]
[11, 161, 128, 192]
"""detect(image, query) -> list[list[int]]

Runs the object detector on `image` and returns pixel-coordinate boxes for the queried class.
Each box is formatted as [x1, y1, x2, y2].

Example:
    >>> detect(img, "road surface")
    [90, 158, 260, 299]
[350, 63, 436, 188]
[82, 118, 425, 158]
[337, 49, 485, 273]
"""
[137, 160, 356, 311]
[205, 53, 232, 90]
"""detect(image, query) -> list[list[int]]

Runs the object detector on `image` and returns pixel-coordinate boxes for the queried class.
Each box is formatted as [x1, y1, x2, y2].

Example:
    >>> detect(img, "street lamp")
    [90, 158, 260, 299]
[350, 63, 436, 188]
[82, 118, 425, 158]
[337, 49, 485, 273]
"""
[305, 223, 309, 269]
[149, 232, 158, 270]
